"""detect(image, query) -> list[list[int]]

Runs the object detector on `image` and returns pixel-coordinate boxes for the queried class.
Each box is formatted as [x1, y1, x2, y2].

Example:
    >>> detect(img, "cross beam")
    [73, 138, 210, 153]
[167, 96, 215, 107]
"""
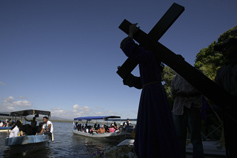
[117, 3, 184, 79]
[117, 3, 236, 112]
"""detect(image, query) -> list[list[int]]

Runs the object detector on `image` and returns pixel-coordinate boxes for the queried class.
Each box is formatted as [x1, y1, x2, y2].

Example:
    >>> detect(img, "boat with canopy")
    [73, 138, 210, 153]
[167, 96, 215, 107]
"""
[73, 116, 128, 138]
[5, 109, 52, 155]
[0, 112, 10, 132]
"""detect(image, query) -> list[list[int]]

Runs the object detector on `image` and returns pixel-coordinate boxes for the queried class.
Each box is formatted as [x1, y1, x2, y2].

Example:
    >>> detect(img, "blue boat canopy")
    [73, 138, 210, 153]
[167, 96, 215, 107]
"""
[106, 118, 137, 122]
[74, 116, 121, 121]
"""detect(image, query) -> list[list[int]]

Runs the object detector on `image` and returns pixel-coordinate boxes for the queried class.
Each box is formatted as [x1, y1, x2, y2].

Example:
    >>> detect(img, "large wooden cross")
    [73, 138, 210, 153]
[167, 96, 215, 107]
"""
[117, 3, 236, 114]
[117, 3, 184, 79]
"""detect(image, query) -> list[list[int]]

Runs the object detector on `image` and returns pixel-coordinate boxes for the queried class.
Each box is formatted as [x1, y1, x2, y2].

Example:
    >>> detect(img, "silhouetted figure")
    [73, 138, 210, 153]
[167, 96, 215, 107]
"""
[97, 124, 100, 130]
[126, 118, 130, 130]
[104, 124, 108, 133]
[21, 124, 34, 135]
[214, 28, 237, 158]
[74, 122, 78, 130]
[25, 117, 37, 135]
[36, 122, 44, 134]
[78, 124, 81, 131]
[94, 123, 97, 129]
[121, 23, 181, 158]
[25, 117, 37, 128]
[171, 73, 204, 158]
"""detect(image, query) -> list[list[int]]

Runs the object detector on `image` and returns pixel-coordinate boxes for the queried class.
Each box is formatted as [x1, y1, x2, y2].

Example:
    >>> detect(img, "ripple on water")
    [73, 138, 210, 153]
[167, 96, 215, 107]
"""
[0, 122, 122, 158]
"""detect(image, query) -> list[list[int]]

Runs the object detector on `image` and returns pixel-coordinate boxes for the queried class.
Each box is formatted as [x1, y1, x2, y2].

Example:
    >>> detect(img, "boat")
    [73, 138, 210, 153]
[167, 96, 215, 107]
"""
[72, 116, 128, 139]
[0, 127, 10, 132]
[106, 118, 136, 139]
[0, 112, 11, 132]
[5, 109, 52, 155]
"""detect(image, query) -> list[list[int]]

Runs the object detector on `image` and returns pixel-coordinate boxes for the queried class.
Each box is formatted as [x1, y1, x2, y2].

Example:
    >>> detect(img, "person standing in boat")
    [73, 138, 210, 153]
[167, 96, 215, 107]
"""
[126, 118, 130, 127]
[25, 116, 37, 134]
[25, 116, 37, 128]
[39, 116, 54, 141]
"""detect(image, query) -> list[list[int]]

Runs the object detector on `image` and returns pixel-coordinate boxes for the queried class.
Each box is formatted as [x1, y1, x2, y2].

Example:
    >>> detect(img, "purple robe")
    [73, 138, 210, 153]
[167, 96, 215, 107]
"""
[121, 38, 181, 158]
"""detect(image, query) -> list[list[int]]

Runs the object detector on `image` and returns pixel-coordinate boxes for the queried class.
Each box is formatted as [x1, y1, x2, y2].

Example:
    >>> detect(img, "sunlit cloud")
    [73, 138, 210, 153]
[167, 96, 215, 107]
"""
[72, 104, 93, 117]
[0, 81, 6, 86]
[50, 107, 69, 118]
[50, 104, 112, 119]
[0, 96, 33, 112]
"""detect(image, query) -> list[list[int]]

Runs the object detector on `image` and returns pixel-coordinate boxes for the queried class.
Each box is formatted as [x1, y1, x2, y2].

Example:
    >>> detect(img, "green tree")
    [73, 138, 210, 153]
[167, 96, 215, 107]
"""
[161, 65, 176, 107]
[194, 26, 237, 81]
[194, 42, 224, 81]
[160, 26, 237, 138]
[193, 26, 237, 137]
[161, 26, 237, 108]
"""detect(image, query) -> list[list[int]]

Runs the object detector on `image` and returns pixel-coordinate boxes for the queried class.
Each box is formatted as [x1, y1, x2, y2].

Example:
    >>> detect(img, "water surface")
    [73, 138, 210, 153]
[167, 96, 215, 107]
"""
[0, 122, 121, 158]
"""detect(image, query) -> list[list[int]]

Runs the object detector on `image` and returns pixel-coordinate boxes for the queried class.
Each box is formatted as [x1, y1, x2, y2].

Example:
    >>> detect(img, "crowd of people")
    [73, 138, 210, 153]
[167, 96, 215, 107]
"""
[2, 115, 53, 141]
[7, 119, 43, 138]
[0, 119, 14, 127]
[74, 121, 130, 134]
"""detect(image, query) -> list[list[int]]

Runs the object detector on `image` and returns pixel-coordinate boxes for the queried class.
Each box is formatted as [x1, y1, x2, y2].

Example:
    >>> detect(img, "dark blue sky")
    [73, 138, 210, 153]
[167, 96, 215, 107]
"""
[0, 0, 236, 119]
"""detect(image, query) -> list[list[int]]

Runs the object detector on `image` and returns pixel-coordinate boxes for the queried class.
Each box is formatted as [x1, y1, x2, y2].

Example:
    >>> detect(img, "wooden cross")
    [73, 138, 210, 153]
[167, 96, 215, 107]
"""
[117, 3, 184, 79]
[117, 3, 236, 113]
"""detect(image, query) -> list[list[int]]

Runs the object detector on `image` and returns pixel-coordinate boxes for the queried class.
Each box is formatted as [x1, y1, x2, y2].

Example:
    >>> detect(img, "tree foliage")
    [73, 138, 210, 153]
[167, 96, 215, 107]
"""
[194, 26, 237, 81]
[161, 65, 176, 107]
[161, 26, 237, 107]
[160, 26, 237, 137]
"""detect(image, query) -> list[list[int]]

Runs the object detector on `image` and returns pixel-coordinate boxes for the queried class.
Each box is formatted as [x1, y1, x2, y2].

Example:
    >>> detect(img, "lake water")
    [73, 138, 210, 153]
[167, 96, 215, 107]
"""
[0, 122, 122, 158]
[0, 122, 226, 158]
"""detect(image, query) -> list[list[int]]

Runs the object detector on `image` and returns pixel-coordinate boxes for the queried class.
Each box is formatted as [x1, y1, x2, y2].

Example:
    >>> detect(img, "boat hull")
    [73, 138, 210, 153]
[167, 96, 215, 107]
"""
[72, 130, 126, 139]
[5, 135, 49, 156]
[0, 127, 11, 132]
[5, 135, 49, 146]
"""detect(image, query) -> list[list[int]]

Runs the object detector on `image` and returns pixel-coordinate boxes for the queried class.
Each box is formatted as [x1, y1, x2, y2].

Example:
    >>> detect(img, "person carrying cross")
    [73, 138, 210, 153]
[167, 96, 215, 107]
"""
[121, 23, 181, 158]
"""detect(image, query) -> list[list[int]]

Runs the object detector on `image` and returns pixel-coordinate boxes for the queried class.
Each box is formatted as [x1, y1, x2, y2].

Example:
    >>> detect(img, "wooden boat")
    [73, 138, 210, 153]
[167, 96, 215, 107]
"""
[0, 113, 11, 132]
[5, 109, 52, 155]
[73, 116, 127, 139]
[0, 127, 10, 132]
[106, 118, 136, 139]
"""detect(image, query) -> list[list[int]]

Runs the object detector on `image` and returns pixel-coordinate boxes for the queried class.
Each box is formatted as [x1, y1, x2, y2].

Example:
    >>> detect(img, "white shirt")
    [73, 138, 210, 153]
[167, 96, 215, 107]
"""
[9, 126, 19, 138]
[0, 122, 3, 127]
[43, 120, 53, 133]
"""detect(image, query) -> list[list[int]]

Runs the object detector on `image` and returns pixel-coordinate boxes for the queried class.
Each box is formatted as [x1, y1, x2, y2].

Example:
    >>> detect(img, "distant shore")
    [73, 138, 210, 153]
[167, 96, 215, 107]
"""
[0, 117, 135, 125]
[0, 117, 72, 123]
